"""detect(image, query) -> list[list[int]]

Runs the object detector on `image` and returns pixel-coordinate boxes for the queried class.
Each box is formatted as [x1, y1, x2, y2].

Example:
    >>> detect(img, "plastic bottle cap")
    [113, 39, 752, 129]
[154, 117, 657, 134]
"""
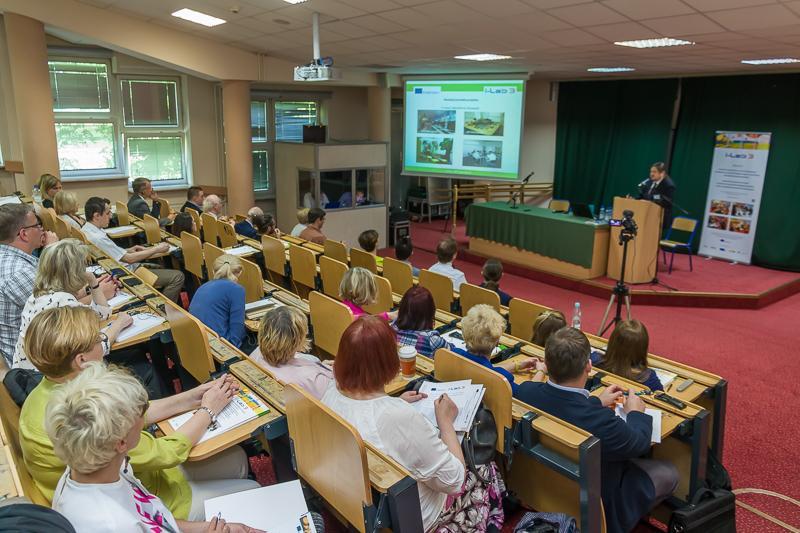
[398, 345, 417, 359]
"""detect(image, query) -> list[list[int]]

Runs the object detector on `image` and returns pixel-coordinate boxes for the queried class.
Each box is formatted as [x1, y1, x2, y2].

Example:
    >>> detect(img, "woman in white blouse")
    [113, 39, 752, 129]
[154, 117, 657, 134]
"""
[322, 316, 467, 532]
[54, 191, 86, 230]
[13, 238, 131, 370]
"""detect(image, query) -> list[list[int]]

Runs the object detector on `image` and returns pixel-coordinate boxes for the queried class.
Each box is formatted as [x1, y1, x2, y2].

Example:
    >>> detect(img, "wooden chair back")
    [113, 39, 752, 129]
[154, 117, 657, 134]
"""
[115, 201, 130, 225]
[261, 235, 288, 280]
[164, 302, 216, 382]
[0, 383, 50, 505]
[155, 197, 171, 218]
[434, 348, 512, 453]
[142, 214, 162, 245]
[203, 242, 225, 274]
[134, 266, 158, 287]
[323, 239, 349, 264]
[218, 220, 238, 248]
[382, 256, 414, 296]
[239, 257, 264, 303]
[419, 269, 454, 312]
[181, 231, 205, 280]
[363, 274, 392, 315]
[70, 227, 88, 244]
[671, 216, 698, 234]
[285, 384, 372, 532]
[187, 209, 202, 237]
[38, 207, 57, 232]
[549, 199, 570, 213]
[349, 248, 377, 274]
[289, 245, 317, 298]
[508, 297, 553, 340]
[201, 213, 219, 245]
[309, 291, 353, 357]
[234, 213, 247, 224]
[460, 283, 501, 315]
[53, 215, 71, 240]
[319, 255, 348, 299]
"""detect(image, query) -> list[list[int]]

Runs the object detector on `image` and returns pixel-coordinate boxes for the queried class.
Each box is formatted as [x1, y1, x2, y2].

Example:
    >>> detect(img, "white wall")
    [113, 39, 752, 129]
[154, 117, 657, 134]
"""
[520, 80, 558, 184]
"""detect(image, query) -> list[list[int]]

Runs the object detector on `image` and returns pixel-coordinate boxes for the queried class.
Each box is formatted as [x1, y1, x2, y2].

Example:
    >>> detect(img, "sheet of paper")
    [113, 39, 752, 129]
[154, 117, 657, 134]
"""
[104, 225, 137, 236]
[0, 195, 22, 206]
[204, 480, 314, 533]
[114, 313, 165, 343]
[107, 291, 135, 308]
[169, 388, 269, 444]
[225, 244, 258, 256]
[245, 297, 284, 311]
[441, 331, 500, 356]
[653, 369, 678, 387]
[615, 405, 662, 444]
[415, 380, 485, 432]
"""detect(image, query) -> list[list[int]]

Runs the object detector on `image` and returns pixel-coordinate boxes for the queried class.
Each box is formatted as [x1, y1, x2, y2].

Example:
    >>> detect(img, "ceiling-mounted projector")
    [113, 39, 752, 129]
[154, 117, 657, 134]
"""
[294, 12, 340, 82]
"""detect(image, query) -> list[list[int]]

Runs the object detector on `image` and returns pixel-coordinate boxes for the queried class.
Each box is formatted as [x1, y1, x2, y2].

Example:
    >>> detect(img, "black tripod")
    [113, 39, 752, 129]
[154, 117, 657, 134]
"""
[598, 230, 634, 336]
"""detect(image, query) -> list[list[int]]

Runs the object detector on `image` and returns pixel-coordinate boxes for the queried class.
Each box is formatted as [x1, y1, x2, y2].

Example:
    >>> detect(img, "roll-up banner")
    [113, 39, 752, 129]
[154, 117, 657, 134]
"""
[698, 131, 771, 264]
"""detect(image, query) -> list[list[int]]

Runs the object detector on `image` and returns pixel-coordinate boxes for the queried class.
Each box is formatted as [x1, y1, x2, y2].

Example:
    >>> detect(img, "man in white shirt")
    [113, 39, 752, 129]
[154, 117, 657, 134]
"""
[429, 237, 467, 291]
[83, 197, 185, 302]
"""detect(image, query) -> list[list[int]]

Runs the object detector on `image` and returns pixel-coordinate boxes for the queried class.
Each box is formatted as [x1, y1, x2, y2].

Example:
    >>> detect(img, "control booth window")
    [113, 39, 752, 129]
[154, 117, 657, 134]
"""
[299, 168, 385, 210]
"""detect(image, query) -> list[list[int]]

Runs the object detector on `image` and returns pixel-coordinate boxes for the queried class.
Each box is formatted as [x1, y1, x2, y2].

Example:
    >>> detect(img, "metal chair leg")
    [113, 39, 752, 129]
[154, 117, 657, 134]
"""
[689, 250, 693, 272]
[669, 251, 675, 274]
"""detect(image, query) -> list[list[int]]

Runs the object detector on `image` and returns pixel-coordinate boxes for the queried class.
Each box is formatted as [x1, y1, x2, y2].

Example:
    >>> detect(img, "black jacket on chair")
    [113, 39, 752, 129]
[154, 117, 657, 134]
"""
[181, 201, 203, 214]
[637, 177, 675, 231]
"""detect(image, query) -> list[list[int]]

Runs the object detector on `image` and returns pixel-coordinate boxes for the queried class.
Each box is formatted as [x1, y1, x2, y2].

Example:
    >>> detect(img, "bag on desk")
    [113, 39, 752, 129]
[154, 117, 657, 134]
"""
[668, 488, 736, 533]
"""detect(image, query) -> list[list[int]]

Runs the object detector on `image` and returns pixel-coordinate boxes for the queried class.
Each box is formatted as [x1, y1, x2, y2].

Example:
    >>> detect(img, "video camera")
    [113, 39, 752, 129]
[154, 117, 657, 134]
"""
[608, 209, 637, 243]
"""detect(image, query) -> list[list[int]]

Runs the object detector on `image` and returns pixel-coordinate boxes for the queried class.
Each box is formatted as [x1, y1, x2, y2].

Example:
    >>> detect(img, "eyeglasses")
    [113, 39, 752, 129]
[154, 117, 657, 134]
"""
[19, 217, 43, 233]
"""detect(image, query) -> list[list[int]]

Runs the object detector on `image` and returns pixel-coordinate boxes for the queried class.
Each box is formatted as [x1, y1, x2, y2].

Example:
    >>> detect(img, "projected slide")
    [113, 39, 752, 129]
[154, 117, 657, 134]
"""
[403, 80, 525, 180]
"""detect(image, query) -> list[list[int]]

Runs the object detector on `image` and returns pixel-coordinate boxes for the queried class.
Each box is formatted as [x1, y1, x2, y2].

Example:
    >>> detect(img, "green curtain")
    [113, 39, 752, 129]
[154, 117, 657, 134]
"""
[670, 74, 800, 270]
[554, 79, 678, 211]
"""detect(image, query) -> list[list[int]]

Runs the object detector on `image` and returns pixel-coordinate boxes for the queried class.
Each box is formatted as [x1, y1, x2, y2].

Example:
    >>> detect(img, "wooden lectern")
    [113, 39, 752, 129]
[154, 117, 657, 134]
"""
[606, 197, 662, 284]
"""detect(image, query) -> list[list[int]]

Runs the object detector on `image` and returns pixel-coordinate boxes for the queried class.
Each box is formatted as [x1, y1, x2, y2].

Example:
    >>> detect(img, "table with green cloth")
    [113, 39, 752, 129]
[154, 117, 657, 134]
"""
[465, 202, 604, 268]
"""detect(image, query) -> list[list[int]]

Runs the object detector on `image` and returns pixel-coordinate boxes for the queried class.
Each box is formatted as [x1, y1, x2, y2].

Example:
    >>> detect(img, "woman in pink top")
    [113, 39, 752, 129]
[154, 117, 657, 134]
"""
[338, 267, 398, 322]
[248, 306, 333, 399]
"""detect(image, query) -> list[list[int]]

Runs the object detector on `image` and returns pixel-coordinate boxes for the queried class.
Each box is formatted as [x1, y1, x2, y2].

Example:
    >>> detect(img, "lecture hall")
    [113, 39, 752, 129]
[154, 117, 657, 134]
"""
[0, 0, 798, 532]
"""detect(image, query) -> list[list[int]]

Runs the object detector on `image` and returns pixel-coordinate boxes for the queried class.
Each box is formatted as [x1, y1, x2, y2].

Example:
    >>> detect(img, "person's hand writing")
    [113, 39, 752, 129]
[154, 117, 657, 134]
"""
[201, 378, 236, 415]
[400, 390, 427, 403]
[227, 524, 265, 533]
[206, 517, 227, 532]
[623, 389, 646, 414]
[191, 375, 238, 406]
[434, 393, 458, 428]
[534, 360, 547, 373]
[598, 384, 624, 407]
[154, 242, 170, 253]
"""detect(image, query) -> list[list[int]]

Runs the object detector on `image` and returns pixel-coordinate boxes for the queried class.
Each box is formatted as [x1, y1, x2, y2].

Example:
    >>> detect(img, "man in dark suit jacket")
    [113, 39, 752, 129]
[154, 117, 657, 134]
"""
[128, 177, 174, 226]
[234, 207, 263, 239]
[637, 162, 676, 232]
[181, 185, 204, 214]
[516, 328, 678, 533]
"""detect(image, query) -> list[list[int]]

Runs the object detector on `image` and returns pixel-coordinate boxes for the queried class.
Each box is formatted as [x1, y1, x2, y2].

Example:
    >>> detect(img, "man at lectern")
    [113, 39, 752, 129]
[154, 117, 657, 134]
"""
[637, 161, 675, 232]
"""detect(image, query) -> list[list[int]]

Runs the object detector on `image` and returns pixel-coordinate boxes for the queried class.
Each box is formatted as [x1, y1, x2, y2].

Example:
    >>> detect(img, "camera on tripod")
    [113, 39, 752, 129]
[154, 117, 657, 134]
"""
[609, 209, 637, 243]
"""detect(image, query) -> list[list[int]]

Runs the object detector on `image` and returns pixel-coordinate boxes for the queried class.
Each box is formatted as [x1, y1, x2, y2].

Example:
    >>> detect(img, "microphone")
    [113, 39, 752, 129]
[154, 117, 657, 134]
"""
[522, 171, 534, 184]
[638, 178, 650, 188]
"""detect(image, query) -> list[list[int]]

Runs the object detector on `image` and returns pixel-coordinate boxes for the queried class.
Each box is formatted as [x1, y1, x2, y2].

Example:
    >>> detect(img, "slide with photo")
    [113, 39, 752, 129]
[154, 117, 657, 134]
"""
[403, 79, 525, 181]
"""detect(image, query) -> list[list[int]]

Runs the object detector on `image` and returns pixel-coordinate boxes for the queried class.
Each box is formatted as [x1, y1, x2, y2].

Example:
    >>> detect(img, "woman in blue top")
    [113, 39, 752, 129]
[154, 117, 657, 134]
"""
[188, 254, 247, 348]
[591, 319, 664, 391]
[455, 304, 544, 394]
[480, 259, 512, 306]
[393, 286, 448, 358]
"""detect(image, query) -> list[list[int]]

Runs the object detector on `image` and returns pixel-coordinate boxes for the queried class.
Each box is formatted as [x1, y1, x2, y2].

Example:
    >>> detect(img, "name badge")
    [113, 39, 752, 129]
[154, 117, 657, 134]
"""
[653, 194, 661, 200]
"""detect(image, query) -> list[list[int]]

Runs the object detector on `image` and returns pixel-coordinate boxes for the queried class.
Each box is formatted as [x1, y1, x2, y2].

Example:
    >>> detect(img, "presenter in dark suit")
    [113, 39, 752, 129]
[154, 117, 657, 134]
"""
[637, 161, 675, 233]
[516, 328, 678, 533]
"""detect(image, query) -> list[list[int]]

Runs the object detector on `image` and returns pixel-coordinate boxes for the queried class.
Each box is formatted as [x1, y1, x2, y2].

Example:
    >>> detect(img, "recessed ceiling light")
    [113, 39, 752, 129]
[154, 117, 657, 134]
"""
[171, 8, 226, 27]
[454, 53, 512, 61]
[587, 67, 635, 73]
[741, 58, 800, 65]
[282, 0, 308, 4]
[614, 38, 694, 49]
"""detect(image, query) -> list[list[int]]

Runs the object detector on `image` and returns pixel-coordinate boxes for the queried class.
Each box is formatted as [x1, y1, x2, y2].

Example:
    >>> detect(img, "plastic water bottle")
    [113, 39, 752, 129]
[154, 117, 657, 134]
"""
[32, 185, 42, 205]
[572, 302, 582, 330]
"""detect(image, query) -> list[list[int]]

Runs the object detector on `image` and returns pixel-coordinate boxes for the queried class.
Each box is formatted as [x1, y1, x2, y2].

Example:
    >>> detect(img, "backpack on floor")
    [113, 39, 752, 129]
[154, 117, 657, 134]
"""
[668, 488, 736, 533]
[513, 511, 578, 533]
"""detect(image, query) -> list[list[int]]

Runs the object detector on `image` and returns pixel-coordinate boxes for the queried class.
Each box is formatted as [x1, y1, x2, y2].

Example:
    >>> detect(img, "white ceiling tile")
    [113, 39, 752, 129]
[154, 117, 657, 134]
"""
[455, 0, 536, 17]
[298, 0, 367, 19]
[496, 10, 573, 32]
[547, 2, 629, 25]
[601, 0, 696, 20]
[642, 14, 726, 36]
[389, 0, 431, 5]
[200, 23, 265, 41]
[522, 0, 594, 8]
[322, 20, 376, 38]
[540, 27, 606, 45]
[706, 4, 800, 31]
[348, 14, 410, 33]
[339, 0, 402, 12]
[584, 21, 659, 41]
[682, 0, 777, 11]
[412, 1, 486, 24]
[376, 7, 441, 29]
[346, 35, 412, 51]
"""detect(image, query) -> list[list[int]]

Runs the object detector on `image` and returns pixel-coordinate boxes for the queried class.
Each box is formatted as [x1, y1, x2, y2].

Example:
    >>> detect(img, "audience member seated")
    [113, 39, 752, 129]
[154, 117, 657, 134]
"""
[13, 238, 128, 370]
[253, 213, 280, 238]
[592, 320, 663, 391]
[53, 191, 85, 230]
[19, 306, 260, 519]
[0, 204, 57, 367]
[357, 229, 383, 267]
[290, 208, 309, 237]
[481, 259, 512, 306]
[299, 207, 327, 245]
[338, 190, 366, 208]
[395, 235, 420, 276]
[202, 194, 228, 221]
[128, 177, 174, 225]
[38, 173, 62, 209]
[393, 287, 448, 358]
[429, 237, 466, 291]
[169, 212, 196, 237]
[47, 362, 264, 533]
[302, 191, 329, 209]
[532, 310, 567, 346]
[516, 328, 678, 532]
[322, 316, 468, 531]
[181, 186, 204, 214]
[83, 197, 185, 302]
[188, 254, 247, 350]
[234, 207, 264, 239]
[249, 306, 333, 399]
[456, 305, 543, 393]
[339, 267, 396, 321]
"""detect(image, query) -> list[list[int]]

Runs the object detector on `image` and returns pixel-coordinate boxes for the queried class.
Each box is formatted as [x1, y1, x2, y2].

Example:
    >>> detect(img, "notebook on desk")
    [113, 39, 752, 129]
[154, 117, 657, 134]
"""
[167, 387, 270, 444]
[104, 225, 137, 236]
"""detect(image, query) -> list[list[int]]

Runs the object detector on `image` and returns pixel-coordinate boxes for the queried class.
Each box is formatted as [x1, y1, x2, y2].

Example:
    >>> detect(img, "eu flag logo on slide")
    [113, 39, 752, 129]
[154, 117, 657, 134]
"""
[415, 88, 422, 94]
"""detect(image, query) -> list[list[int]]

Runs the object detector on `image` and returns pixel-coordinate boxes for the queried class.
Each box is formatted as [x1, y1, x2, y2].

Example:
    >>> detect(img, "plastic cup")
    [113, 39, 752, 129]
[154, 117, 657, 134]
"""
[398, 345, 417, 379]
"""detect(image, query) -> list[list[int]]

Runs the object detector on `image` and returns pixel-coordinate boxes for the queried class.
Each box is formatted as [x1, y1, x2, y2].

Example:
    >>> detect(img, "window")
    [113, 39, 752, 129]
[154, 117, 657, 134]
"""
[126, 137, 183, 181]
[251, 101, 267, 142]
[275, 101, 318, 142]
[300, 168, 385, 209]
[55, 122, 116, 171]
[49, 61, 110, 112]
[253, 150, 269, 191]
[121, 80, 179, 127]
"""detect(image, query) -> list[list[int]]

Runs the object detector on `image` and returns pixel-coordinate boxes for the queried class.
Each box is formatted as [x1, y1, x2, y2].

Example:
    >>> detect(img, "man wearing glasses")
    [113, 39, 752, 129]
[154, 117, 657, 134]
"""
[0, 204, 58, 367]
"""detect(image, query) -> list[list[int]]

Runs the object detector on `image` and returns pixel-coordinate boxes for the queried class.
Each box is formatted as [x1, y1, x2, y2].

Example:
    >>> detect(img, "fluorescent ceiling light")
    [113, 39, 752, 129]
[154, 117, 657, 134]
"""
[282, 0, 308, 3]
[587, 67, 635, 73]
[454, 53, 512, 61]
[741, 58, 800, 65]
[614, 38, 694, 49]
[172, 8, 226, 27]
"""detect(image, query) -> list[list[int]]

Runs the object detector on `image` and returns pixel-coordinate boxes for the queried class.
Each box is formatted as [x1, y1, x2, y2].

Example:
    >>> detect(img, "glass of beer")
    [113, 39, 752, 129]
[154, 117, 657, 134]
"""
[398, 345, 417, 379]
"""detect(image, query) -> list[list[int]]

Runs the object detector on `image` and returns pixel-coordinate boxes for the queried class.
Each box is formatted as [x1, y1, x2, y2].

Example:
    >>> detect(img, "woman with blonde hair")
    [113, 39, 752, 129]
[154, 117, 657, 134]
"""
[188, 254, 247, 348]
[531, 309, 567, 347]
[249, 306, 332, 399]
[38, 173, 62, 209]
[339, 267, 397, 321]
[53, 191, 85, 230]
[13, 238, 128, 370]
[290, 207, 309, 237]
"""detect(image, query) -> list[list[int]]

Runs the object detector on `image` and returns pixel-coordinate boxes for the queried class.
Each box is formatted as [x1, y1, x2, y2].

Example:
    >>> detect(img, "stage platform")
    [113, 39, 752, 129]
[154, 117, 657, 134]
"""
[408, 220, 800, 309]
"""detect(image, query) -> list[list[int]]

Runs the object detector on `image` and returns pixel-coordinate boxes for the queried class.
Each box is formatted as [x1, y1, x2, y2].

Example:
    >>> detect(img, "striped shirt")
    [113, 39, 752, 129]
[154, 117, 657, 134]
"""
[0, 245, 38, 366]
[394, 327, 449, 358]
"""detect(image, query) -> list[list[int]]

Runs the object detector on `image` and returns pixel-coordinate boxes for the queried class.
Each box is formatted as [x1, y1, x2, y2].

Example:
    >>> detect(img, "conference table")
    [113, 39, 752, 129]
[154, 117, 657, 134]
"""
[465, 201, 609, 280]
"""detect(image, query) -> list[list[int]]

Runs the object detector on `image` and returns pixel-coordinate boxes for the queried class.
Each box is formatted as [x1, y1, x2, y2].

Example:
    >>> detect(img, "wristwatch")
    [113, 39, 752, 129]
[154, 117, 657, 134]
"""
[197, 406, 217, 427]
[85, 284, 100, 296]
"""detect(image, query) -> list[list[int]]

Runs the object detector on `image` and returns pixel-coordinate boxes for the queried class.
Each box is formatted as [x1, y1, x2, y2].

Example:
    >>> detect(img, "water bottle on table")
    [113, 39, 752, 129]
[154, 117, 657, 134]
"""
[572, 302, 582, 330]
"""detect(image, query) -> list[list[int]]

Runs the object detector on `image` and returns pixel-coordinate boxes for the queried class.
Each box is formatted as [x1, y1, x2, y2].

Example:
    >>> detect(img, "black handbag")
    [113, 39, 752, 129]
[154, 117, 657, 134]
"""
[461, 402, 498, 483]
[668, 488, 736, 533]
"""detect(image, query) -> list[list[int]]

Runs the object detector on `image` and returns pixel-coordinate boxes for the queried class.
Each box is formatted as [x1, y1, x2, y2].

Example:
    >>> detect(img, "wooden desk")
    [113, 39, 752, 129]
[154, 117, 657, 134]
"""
[365, 446, 407, 493]
[105, 226, 143, 239]
[0, 444, 21, 501]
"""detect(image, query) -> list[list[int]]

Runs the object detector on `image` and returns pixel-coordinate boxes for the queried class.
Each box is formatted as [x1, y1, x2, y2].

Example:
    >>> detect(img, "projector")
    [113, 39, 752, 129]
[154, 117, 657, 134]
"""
[293, 64, 341, 82]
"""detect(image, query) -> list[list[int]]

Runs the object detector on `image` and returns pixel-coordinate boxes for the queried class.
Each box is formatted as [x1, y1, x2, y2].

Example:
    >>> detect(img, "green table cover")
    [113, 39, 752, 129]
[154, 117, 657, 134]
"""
[465, 202, 602, 268]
